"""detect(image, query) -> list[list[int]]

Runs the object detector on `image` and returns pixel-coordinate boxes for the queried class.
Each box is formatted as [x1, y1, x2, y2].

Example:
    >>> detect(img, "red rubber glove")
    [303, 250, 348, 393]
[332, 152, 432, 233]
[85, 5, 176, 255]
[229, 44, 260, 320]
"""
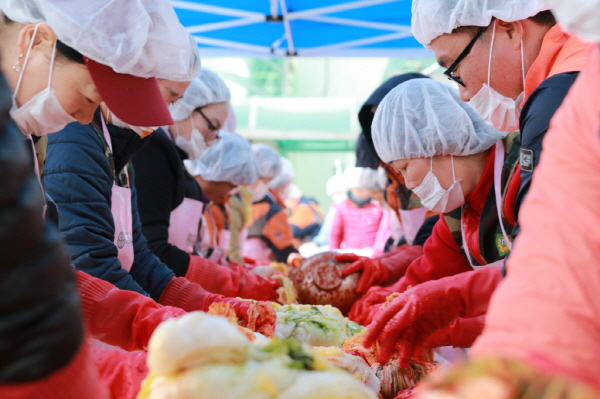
[421, 316, 485, 351]
[186, 255, 280, 301]
[348, 285, 397, 325]
[76, 271, 186, 352]
[158, 277, 272, 328]
[364, 267, 503, 365]
[338, 245, 424, 295]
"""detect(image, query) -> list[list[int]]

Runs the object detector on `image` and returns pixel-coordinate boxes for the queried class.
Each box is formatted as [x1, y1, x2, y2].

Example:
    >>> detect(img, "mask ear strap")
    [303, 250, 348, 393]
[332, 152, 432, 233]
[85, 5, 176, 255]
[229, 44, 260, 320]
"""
[487, 22, 496, 85]
[430, 156, 433, 172]
[520, 40, 526, 88]
[47, 40, 57, 88]
[451, 155, 457, 182]
[13, 23, 41, 100]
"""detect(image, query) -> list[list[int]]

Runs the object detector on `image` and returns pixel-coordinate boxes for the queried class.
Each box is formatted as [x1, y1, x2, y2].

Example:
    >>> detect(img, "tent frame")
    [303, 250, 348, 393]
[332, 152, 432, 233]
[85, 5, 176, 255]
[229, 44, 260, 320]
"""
[171, 0, 420, 57]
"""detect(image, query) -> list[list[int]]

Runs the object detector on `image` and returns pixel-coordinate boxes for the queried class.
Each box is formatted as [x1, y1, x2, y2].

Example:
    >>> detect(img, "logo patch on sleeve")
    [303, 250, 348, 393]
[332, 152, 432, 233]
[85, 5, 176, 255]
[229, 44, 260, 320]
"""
[520, 148, 534, 172]
[495, 234, 510, 257]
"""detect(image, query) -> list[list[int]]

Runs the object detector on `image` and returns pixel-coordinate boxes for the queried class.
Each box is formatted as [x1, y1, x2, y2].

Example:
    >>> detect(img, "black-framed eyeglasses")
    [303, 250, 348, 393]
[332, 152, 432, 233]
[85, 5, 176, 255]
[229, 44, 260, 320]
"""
[443, 26, 487, 87]
[196, 107, 219, 134]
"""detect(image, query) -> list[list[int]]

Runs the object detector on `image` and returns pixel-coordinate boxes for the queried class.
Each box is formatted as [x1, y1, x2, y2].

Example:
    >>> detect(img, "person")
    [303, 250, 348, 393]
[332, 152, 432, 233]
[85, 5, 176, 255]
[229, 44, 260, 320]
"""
[244, 144, 298, 264]
[328, 166, 385, 255]
[312, 163, 347, 247]
[184, 131, 280, 300]
[332, 74, 437, 325]
[0, 1, 202, 397]
[468, 3, 600, 390]
[269, 157, 325, 246]
[0, 75, 108, 399]
[132, 70, 279, 301]
[416, 3, 600, 394]
[360, 78, 513, 365]
[364, 0, 593, 366]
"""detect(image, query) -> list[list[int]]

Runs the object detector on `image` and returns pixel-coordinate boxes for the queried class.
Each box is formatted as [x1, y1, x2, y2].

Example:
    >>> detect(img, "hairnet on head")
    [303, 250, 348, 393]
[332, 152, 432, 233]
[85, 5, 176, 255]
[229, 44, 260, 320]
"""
[326, 173, 347, 196]
[252, 144, 282, 180]
[372, 79, 505, 163]
[186, 131, 258, 186]
[546, 0, 600, 43]
[344, 167, 383, 191]
[171, 69, 231, 121]
[411, 0, 550, 48]
[1, 0, 200, 81]
[269, 157, 295, 189]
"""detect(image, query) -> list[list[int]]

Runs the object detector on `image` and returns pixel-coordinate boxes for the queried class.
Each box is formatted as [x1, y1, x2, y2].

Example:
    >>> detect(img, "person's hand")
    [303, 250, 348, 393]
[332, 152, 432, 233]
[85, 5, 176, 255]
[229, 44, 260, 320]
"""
[336, 253, 390, 295]
[364, 267, 503, 365]
[238, 274, 281, 302]
[347, 285, 396, 325]
[364, 279, 465, 366]
[287, 252, 303, 268]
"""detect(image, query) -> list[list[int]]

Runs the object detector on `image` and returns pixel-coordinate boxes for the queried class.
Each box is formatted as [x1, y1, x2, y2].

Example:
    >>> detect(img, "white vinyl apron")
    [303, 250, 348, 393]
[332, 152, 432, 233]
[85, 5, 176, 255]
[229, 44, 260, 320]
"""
[101, 115, 134, 271]
[461, 140, 513, 270]
[168, 198, 204, 253]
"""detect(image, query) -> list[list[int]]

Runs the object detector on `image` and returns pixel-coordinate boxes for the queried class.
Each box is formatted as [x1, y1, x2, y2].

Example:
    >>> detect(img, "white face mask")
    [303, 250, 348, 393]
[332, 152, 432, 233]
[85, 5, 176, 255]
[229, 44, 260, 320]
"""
[249, 180, 269, 202]
[10, 24, 77, 136]
[411, 156, 465, 213]
[109, 111, 156, 138]
[470, 22, 525, 133]
[175, 119, 207, 159]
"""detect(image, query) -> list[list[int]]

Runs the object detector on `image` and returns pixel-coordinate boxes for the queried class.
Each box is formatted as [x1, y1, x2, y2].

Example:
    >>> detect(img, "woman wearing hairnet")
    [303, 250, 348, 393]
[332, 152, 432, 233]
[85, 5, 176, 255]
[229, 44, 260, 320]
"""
[179, 132, 280, 300]
[244, 144, 298, 264]
[0, 0, 204, 397]
[132, 70, 280, 302]
[359, 79, 518, 366]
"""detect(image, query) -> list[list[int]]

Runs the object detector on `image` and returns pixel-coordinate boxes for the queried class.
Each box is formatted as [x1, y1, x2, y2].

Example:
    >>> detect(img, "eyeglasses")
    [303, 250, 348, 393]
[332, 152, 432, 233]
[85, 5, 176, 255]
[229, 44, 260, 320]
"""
[196, 107, 220, 134]
[443, 26, 487, 87]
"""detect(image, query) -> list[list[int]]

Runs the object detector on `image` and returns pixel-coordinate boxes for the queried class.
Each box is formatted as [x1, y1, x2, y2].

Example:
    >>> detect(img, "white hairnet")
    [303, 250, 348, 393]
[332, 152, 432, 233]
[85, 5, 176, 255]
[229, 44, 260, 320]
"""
[326, 173, 347, 197]
[373, 79, 505, 163]
[252, 144, 282, 180]
[170, 69, 232, 121]
[545, 0, 600, 42]
[186, 131, 258, 186]
[344, 167, 383, 191]
[2, 0, 200, 81]
[269, 157, 295, 189]
[411, 0, 550, 47]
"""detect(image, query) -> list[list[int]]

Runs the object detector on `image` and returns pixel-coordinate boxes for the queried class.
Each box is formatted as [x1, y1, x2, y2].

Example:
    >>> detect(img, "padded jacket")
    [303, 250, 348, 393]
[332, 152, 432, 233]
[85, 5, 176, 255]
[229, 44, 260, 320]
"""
[44, 114, 175, 300]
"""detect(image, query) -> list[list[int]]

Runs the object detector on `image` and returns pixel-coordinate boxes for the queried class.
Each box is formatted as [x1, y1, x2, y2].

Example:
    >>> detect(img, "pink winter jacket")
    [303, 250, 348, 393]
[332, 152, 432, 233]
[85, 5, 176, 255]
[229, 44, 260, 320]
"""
[329, 198, 384, 250]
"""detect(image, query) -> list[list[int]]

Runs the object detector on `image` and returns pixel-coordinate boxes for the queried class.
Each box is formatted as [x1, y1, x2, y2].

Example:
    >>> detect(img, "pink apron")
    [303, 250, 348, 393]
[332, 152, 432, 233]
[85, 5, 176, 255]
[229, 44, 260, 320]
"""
[168, 198, 204, 253]
[101, 116, 134, 271]
[461, 141, 512, 271]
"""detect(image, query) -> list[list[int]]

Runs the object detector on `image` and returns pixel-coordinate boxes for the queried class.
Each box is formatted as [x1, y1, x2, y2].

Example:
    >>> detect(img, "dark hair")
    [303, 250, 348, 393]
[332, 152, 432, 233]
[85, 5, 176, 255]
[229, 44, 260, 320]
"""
[3, 14, 84, 65]
[451, 10, 556, 39]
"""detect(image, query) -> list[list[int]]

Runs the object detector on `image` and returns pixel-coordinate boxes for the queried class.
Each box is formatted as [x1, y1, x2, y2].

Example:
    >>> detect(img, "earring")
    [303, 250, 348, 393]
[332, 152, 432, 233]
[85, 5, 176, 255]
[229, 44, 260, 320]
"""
[13, 53, 23, 72]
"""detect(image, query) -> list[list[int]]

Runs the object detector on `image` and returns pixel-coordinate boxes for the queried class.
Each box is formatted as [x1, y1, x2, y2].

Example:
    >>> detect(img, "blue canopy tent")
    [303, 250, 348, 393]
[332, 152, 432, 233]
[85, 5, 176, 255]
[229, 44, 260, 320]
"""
[171, 0, 429, 57]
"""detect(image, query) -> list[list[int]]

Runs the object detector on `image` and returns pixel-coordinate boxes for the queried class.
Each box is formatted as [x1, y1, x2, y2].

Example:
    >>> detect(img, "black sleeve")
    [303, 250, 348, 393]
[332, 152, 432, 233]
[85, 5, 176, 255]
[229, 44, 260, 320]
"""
[412, 215, 440, 247]
[131, 130, 191, 277]
[0, 84, 83, 381]
[512, 72, 580, 236]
